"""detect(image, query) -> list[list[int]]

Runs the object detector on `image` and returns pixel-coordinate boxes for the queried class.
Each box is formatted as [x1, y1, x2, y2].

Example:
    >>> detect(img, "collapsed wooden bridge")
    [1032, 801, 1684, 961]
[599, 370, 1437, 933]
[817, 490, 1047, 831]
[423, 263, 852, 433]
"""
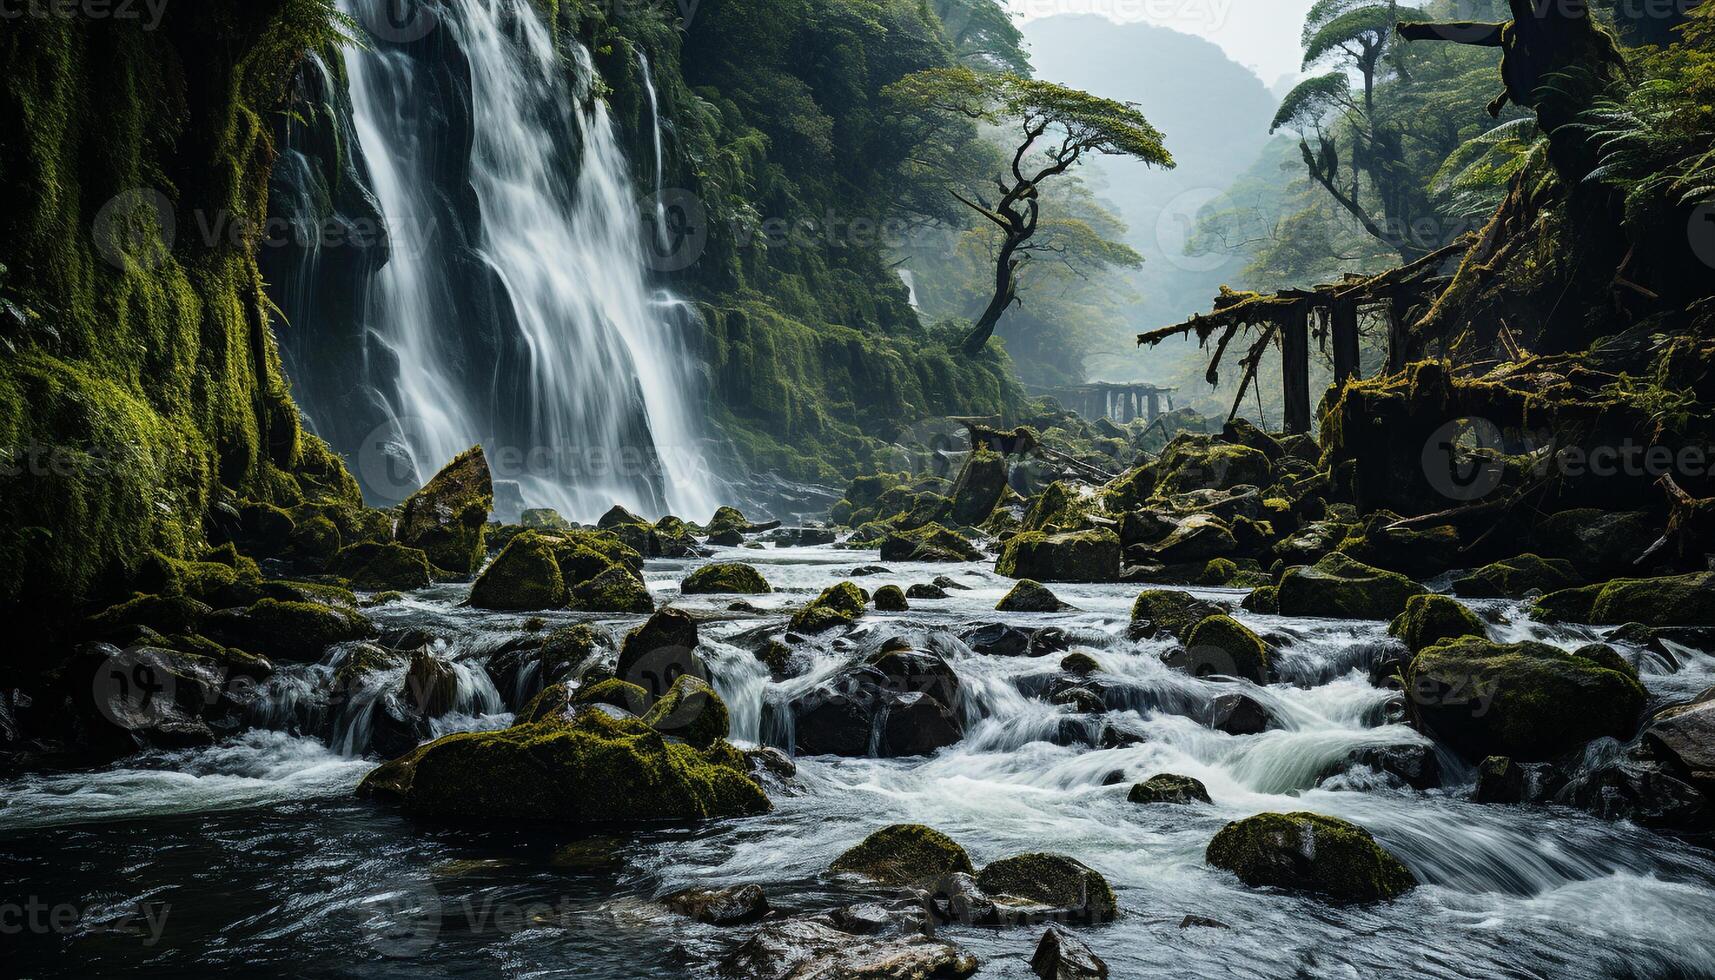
[1029, 381, 1179, 425]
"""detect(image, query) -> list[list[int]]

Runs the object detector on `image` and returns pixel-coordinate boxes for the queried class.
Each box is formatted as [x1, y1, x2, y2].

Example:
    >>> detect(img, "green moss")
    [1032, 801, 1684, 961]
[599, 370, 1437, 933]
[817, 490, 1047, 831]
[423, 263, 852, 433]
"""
[1389, 594, 1487, 654]
[975, 853, 1118, 923]
[878, 523, 982, 563]
[395, 446, 492, 575]
[567, 566, 656, 614]
[1157, 435, 1273, 495]
[470, 531, 566, 611]
[1406, 637, 1647, 761]
[1128, 773, 1210, 805]
[1199, 558, 1239, 586]
[356, 708, 770, 825]
[945, 448, 1008, 526]
[573, 678, 649, 715]
[789, 581, 868, 634]
[1241, 585, 1280, 614]
[1278, 553, 1428, 621]
[829, 824, 973, 885]
[1452, 554, 1579, 598]
[1206, 812, 1416, 903]
[1183, 615, 1270, 684]
[681, 562, 772, 595]
[872, 585, 910, 611]
[1588, 573, 1715, 627]
[641, 674, 730, 749]
[335, 541, 434, 592]
[1130, 590, 1221, 640]
[1530, 582, 1605, 623]
[997, 529, 1120, 583]
[1100, 462, 1158, 513]
[997, 579, 1067, 613]
[288, 514, 342, 562]
[1023, 481, 1097, 533]
[206, 598, 374, 662]
[1060, 652, 1102, 675]
[87, 593, 212, 637]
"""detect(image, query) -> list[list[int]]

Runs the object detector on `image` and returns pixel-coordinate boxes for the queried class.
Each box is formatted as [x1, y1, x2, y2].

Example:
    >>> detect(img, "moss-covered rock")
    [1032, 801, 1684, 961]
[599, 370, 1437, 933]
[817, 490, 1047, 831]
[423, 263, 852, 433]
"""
[997, 580, 1070, 613]
[1452, 554, 1579, 598]
[335, 541, 434, 592]
[470, 532, 566, 611]
[1389, 594, 1487, 654]
[1241, 586, 1279, 614]
[573, 678, 649, 715]
[87, 594, 212, 638]
[1589, 573, 1715, 627]
[204, 599, 374, 662]
[1023, 481, 1097, 533]
[1100, 461, 1158, 513]
[356, 709, 769, 824]
[1529, 582, 1605, 623]
[1128, 773, 1211, 805]
[1060, 652, 1102, 675]
[681, 562, 772, 595]
[976, 853, 1118, 924]
[1130, 590, 1222, 641]
[872, 585, 910, 611]
[1277, 553, 1428, 621]
[1157, 435, 1273, 495]
[879, 523, 982, 563]
[997, 529, 1121, 583]
[789, 582, 868, 634]
[705, 506, 750, 546]
[1406, 637, 1647, 760]
[642, 674, 730, 749]
[945, 448, 1008, 526]
[619, 609, 701, 677]
[1140, 513, 1238, 565]
[1532, 509, 1654, 574]
[1182, 615, 1270, 684]
[288, 514, 342, 563]
[396, 447, 492, 575]
[1333, 514, 1462, 579]
[1206, 812, 1416, 902]
[829, 824, 974, 885]
[567, 566, 655, 614]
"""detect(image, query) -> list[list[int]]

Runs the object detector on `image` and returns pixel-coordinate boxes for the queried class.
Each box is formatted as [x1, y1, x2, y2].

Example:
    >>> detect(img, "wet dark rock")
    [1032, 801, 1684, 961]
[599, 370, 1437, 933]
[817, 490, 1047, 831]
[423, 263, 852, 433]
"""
[1207, 693, 1272, 736]
[1278, 553, 1427, 621]
[849, 565, 892, 577]
[830, 824, 973, 885]
[881, 524, 983, 563]
[618, 610, 701, 690]
[976, 853, 1118, 924]
[1128, 773, 1211, 805]
[1031, 926, 1108, 980]
[396, 446, 492, 575]
[1060, 652, 1102, 676]
[470, 531, 565, 610]
[873, 586, 910, 611]
[790, 651, 964, 757]
[1531, 509, 1654, 575]
[1098, 722, 1148, 749]
[721, 917, 976, 980]
[1176, 615, 1270, 684]
[1128, 590, 1222, 642]
[789, 582, 868, 634]
[744, 746, 797, 783]
[931, 576, 973, 591]
[663, 884, 769, 926]
[1050, 686, 1106, 715]
[997, 529, 1122, 583]
[1474, 755, 1526, 804]
[1100, 770, 1127, 786]
[828, 900, 934, 937]
[1206, 812, 1416, 903]
[1561, 757, 1709, 829]
[1323, 744, 1441, 790]
[1178, 914, 1229, 929]
[907, 583, 950, 600]
[880, 693, 963, 756]
[1641, 691, 1715, 793]
[1388, 594, 1487, 655]
[204, 599, 375, 662]
[998, 580, 1072, 613]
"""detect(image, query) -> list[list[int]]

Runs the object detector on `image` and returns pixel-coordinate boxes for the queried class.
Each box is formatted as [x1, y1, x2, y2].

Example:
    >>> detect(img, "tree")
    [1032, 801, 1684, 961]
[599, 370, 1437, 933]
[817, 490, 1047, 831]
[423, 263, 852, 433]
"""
[885, 67, 1173, 354]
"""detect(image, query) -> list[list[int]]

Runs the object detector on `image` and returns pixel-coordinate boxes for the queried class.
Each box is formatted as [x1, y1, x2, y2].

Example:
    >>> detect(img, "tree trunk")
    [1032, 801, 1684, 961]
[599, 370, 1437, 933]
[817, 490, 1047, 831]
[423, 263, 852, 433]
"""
[1281, 306, 1312, 435]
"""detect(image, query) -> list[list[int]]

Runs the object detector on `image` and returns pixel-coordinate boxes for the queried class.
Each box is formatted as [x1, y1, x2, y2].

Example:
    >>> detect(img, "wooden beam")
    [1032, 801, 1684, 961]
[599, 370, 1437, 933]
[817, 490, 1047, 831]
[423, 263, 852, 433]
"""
[1282, 305, 1312, 435]
[1332, 297, 1361, 385]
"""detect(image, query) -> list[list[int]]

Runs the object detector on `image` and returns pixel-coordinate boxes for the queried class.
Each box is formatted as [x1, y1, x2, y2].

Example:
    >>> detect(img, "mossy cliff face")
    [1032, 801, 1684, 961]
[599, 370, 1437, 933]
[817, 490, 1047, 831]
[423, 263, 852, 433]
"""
[0, 3, 360, 647]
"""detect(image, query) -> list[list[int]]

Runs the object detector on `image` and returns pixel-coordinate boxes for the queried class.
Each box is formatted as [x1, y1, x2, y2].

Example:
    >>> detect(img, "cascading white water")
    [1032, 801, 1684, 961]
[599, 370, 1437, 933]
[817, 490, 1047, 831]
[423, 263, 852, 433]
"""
[338, 0, 720, 520]
[637, 50, 670, 253]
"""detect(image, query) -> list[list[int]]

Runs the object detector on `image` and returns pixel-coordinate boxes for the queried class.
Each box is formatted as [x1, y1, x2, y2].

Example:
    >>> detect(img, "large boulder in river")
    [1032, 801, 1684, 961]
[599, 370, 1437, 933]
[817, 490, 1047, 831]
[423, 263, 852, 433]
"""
[976, 853, 1118, 924]
[396, 447, 492, 575]
[1642, 692, 1715, 795]
[617, 609, 701, 691]
[945, 448, 1009, 526]
[831, 824, 974, 885]
[790, 648, 963, 757]
[334, 541, 434, 591]
[204, 599, 374, 661]
[1451, 554, 1579, 598]
[566, 566, 654, 613]
[998, 580, 1071, 613]
[1128, 773, 1211, 805]
[1137, 513, 1237, 565]
[1277, 553, 1427, 621]
[641, 674, 729, 750]
[880, 523, 983, 563]
[681, 562, 772, 595]
[1405, 637, 1646, 761]
[1534, 573, 1715, 626]
[1178, 615, 1270, 684]
[998, 529, 1121, 583]
[1156, 434, 1273, 495]
[1388, 594, 1486, 654]
[357, 708, 768, 824]
[1129, 590, 1222, 641]
[789, 582, 868, 634]
[1031, 927, 1108, 980]
[470, 531, 566, 610]
[1206, 812, 1416, 903]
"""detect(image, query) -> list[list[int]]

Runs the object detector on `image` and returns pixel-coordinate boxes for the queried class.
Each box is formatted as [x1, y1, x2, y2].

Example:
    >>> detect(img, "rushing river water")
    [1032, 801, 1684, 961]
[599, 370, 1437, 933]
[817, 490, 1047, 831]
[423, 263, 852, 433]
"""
[6, 546, 1715, 978]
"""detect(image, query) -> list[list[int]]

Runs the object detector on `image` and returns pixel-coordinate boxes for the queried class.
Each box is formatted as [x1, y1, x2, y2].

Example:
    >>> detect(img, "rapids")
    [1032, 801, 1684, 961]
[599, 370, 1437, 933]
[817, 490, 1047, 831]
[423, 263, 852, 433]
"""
[6, 546, 1715, 978]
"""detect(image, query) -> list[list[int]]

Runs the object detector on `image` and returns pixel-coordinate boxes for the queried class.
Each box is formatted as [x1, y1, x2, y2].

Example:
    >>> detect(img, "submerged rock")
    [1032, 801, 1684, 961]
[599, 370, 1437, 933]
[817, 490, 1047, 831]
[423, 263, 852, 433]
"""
[1277, 553, 1427, 621]
[396, 446, 492, 575]
[681, 562, 772, 595]
[830, 824, 974, 885]
[663, 884, 769, 926]
[356, 708, 768, 824]
[1128, 773, 1211, 805]
[1031, 927, 1108, 980]
[1205, 811, 1416, 902]
[1406, 637, 1646, 761]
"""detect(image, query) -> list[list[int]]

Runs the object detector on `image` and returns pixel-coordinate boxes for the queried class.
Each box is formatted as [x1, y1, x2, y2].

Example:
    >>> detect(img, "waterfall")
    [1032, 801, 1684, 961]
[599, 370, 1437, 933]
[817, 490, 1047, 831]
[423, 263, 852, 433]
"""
[324, 0, 720, 520]
[638, 50, 670, 252]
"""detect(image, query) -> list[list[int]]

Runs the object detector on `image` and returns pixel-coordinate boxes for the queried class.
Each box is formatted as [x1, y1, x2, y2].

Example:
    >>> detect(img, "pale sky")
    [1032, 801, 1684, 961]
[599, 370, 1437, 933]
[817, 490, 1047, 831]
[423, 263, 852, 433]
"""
[1011, 0, 1320, 87]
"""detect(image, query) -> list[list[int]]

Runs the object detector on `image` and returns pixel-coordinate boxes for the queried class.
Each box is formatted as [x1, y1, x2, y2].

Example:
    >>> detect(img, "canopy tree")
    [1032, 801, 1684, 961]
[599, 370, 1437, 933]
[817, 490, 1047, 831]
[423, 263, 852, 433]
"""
[885, 67, 1173, 354]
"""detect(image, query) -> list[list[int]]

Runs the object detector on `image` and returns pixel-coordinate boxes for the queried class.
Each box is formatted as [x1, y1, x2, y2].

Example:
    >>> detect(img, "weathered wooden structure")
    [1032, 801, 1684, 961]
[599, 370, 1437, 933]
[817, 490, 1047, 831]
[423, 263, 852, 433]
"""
[1031, 382, 1178, 425]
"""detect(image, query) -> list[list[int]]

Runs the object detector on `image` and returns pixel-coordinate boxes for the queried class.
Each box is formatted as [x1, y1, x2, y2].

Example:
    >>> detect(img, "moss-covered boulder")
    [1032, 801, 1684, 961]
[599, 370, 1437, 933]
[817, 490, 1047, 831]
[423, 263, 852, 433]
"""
[879, 523, 982, 563]
[1589, 573, 1715, 627]
[1389, 594, 1487, 654]
[705, 506, 750, 546]
[789, 582, 868, 634]
[396, 447, 492, 575]
[204, 599, 375, 662]
[1452, 554, 1579, 598]
[356, 709, 768, 824]
[1130, 590, 1222, 641]
[288, 514, 342, 563]
[1333, 514, 1462, 580]
[946, 448, 1009, 526]
[1023, 481, 1097, 533]
[1060, 652, 1102, 676]
[1157, 435, 1273, 495]
[681, 562, 772, 595]
[829, 824, 974, 885]
[1241, 586, 1279, 614]
[566, 566, 654, 613]
[1528, 582, 1604, 623]
[872, 585, 910, 611]
[1277, 553, 1427, 621]
[976, 853, 1118, 924]
[1182, 615, 1270, 684]
[1406, 637, 1647, 760]
[619, 608, 701, 676]
[997, 529, 1121, 583]
[1128, 773, 1211, 805]
[1101, 462, 1158, 513]
[470, 532, 566, 611]
[87, 594, 212, 638]
[573, 678, 650, 715]
[997, 580, 1071, 613]
[1206, 812, 1416, 903]
[1532, 509, 1654, 574]
[335, 541, 433, 592]
[1140, 513, 1237, 565]
[642, 674, 730, 749]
